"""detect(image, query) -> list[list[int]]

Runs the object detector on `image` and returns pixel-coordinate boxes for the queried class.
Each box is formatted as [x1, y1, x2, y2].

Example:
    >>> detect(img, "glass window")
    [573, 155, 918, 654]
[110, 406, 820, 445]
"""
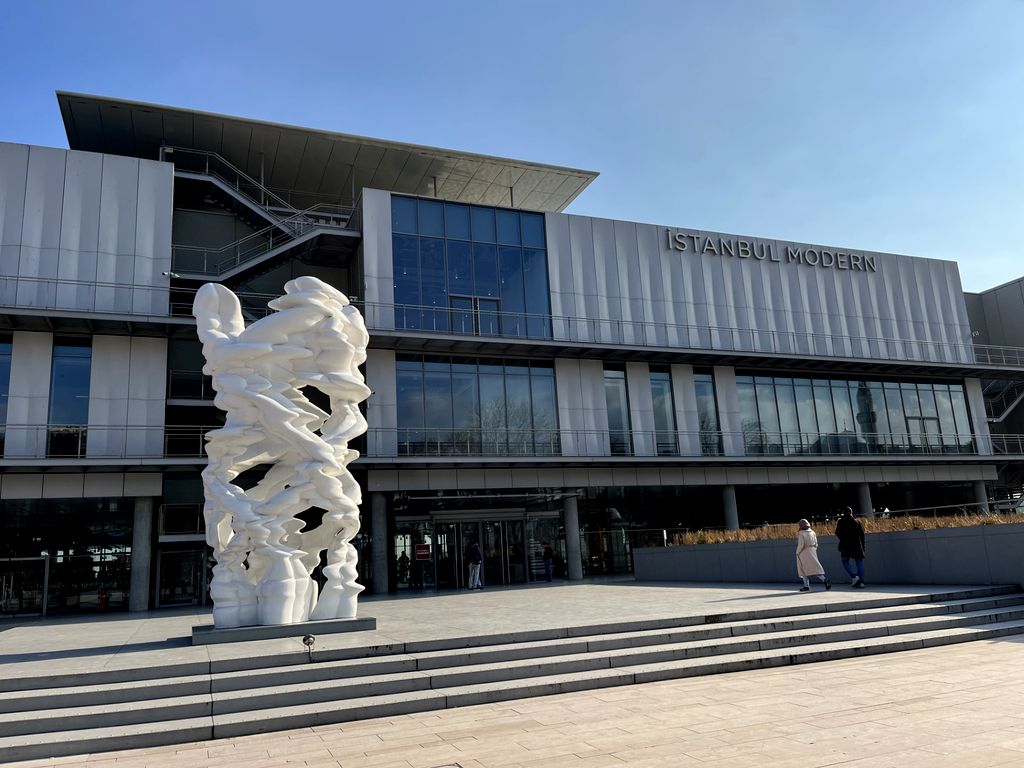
[884, 384, 908, 449]
[471, 206, 496, 242]
[419, 238, 447, 332]
[392, 234, 420, 329]
[0, 339, 11, 426]
[523, 248, 551, 338]
[949, 384, 972, 451]
[831, 380, 855, 432]
[650, 370, 677, 456]
[444, 203, 471, 239]
[755, 380, 781, 452]
[794, 381, 817, 452]
[865, 382, 889, 446]
[530, 370, 558, 455]
[694, 373, 721, 456]
[397, 367, 424, 454]
[478, 298, 500, 337]
[521, 213, 545, 248]
[505, 373, 532, 454]
[499, 246, 526, 337]
[737, 377, 761, 453]
[49, 341, 91, 425]
[813, 381, 836, 435]
[933, 384, 959, 449]
[479, 372, 506, 455]
[417, 199, 444, 238]
[604, 369, 631, 455]
[391, 196, 417, 233]
[450, 297, 474, 335]
[446, 240, 473, 296]
[473, 243, 499, 297]
[423, 367, 453, 449]
[496, 210, 521, 245]
[776, 382, 799, 455]
[48, 340, 91, 458]
[451, 369, 480, 453]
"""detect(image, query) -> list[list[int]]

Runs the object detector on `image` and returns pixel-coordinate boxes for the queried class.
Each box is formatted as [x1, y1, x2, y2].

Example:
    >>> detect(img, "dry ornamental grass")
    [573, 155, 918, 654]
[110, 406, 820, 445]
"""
[671, 513, 1022, 546]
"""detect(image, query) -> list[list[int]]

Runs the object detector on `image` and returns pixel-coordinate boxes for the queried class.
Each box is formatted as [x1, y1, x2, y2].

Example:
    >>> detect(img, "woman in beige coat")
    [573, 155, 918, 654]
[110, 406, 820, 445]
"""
[796, 519, 832, 592]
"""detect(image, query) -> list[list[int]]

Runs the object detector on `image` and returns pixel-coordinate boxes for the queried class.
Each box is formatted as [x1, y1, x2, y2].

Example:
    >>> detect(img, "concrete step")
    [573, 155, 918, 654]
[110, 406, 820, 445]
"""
[3, 592, 1021, 715]
[3, 601, 1023, 741]
[2, 588, 1022, 762]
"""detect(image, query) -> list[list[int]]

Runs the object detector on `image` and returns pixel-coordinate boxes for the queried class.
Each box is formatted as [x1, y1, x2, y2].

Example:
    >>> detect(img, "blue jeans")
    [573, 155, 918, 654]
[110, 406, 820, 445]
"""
[544, 559, 553, 581]
[841, 557, 865, 581]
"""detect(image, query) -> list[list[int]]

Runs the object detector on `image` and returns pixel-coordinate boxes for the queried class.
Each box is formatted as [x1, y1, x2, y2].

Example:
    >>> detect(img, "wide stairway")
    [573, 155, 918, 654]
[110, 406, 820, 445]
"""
[3, 585, 1024, 762]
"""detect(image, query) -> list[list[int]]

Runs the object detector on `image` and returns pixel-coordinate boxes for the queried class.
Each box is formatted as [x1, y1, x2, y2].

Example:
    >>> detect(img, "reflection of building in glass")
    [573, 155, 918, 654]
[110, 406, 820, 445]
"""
[1, 91, 1024, 610]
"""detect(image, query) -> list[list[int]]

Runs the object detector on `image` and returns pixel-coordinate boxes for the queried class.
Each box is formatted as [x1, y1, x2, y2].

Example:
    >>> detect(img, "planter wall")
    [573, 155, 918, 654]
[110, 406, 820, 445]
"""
[633, 523, 1024, 586]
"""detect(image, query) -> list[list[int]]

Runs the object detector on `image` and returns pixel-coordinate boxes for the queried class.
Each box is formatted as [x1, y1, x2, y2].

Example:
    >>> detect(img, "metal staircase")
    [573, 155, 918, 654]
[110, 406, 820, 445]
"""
[164, 147, 358, 279]
[984, 379, 1024, 422]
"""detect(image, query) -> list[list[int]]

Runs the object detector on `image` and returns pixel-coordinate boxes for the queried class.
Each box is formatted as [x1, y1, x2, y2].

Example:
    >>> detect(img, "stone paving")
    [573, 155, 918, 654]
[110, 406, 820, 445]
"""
[4, 581, 1024, 766]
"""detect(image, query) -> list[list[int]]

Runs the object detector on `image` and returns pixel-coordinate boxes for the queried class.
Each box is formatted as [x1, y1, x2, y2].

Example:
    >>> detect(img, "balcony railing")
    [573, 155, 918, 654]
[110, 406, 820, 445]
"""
[0, 275, 173, 317]
[363, 301, 1024, 369]
[366, 428, 1011, 459]
[0, 425, 214, 460]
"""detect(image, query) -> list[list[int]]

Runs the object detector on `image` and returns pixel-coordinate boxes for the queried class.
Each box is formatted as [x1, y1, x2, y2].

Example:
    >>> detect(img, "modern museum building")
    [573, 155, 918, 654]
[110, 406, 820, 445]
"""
[1, 92, 1023, 613]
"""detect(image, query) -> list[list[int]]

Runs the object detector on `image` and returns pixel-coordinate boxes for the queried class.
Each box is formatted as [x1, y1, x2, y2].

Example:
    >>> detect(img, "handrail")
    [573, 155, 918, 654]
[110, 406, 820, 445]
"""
[364, 300, 1024, 369]
[171, 203, 356, 275]
[166, 146, 303, 222]
[362, 427, 1016, 458]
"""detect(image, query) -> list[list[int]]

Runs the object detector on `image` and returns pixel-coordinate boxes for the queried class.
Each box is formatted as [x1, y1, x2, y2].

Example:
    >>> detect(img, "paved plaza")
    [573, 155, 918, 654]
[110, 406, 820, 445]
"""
[4, 582, 1024, 766]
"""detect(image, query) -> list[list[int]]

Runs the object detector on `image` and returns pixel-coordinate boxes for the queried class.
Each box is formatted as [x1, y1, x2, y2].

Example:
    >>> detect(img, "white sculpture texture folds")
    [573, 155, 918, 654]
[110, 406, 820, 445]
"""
[193, 277, 371, 628]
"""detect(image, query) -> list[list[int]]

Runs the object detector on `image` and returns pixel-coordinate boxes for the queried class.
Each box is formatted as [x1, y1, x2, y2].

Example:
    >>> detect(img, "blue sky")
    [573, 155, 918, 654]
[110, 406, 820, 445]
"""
[2, 0, 1022, 292]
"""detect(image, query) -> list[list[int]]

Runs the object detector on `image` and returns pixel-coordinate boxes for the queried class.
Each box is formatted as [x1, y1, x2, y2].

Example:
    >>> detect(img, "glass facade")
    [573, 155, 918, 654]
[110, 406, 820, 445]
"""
[694, 371, 722, 455]
[736, 374, 973, 455]
[396, 355, 558, 455]
[0, 497, 133, 613]
[48, 339, 92, 457]
[604, 368, 632, 455]
[0, 338, 10, 454]
[391, 196, 551, 338]
[650, 368, 677, 456]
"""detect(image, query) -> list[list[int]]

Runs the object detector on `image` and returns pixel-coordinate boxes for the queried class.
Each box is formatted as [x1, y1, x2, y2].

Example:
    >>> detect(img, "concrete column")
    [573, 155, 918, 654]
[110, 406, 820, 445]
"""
[129, 497, 155, 612]
[857, 483, 875, 519]
[973, 480, 990, 514]
[722, 485, 739, 530]
[563, 495, 584, 581]
[371, 492, 390, 593]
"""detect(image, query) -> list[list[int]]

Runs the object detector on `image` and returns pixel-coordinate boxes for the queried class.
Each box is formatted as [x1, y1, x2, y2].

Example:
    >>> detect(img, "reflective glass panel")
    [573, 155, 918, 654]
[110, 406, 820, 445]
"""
[604, 370, 631, 455]
[419, 238, 447, 332]
[444, 203, 471, 239]
[831, 380, 855, 432]
[813, 382, 836, 434]
[496, 210, 521, 245]
[391, 196, 417, 233]
[499, 246, 526, 337]
[776, 382, 799, 455]
[650, 371, 677, 456]
[521, 213, 545, 248]
[473, 243, 498, 297]
[0, 341, 11, 425]
[446, 240, 473, 297]
[49, 342, 91, 425]
[418, 199, 444, 237]
[530, 371, 558, 455]
[471, 206, 496, 242]
[523, 248, 551, 337]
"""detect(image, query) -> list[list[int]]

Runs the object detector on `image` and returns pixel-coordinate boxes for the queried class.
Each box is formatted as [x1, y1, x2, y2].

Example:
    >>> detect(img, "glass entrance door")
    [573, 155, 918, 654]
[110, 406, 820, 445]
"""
[419, 519, 528, 590]
[156, 548, 209, 607]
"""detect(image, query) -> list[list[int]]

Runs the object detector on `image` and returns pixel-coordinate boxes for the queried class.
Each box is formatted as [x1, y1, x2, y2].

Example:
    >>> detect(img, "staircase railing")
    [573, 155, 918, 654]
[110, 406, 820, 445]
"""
[985, 379, 1024, 421]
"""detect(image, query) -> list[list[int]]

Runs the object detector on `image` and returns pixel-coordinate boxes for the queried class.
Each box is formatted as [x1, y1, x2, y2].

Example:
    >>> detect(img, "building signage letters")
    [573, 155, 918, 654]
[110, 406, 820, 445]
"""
[665, 229, 877, 273]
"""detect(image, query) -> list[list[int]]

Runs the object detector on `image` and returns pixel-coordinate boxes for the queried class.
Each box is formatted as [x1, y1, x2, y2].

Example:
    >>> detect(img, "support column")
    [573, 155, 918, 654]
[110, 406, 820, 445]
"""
[722, 485, 739, 531]
[973, 480, 990, 514]
[371, 492, 389, 593]
[129, 497, 155, 612]
[857, 483, 875, 519]
[563, 495, 583, 581]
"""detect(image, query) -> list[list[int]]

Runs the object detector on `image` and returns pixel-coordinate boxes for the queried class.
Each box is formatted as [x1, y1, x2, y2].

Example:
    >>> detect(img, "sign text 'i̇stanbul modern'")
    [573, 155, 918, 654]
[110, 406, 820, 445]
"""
[193, 277, 371, 628]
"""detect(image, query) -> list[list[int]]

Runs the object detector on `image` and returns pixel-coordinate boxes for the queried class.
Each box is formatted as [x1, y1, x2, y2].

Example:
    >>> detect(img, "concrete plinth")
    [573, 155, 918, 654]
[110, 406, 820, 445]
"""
[192, 616, 377, 645]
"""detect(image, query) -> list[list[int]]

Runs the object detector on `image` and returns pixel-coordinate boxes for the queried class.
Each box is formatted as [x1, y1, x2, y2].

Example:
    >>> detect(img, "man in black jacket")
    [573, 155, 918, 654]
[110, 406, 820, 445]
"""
[835, 507, 866, 588]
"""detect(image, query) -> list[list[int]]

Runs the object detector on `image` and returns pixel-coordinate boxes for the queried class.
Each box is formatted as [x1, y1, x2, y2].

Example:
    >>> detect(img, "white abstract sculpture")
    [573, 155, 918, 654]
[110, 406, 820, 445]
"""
[193, 276, 371, 628]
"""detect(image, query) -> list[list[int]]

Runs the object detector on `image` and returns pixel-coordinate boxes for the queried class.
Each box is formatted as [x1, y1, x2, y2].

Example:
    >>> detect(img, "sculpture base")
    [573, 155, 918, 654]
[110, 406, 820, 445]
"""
[191, 616, 376, 646]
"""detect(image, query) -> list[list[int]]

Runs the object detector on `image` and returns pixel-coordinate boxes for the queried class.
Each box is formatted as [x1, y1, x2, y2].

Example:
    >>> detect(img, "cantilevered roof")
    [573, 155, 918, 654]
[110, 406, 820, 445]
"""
[57, 92, 598, 212]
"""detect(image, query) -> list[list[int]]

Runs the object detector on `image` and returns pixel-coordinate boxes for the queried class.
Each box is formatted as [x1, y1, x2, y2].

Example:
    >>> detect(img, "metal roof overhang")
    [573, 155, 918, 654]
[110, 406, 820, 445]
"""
[56, 92, 598, 212]
[367, 329, 1024, 379]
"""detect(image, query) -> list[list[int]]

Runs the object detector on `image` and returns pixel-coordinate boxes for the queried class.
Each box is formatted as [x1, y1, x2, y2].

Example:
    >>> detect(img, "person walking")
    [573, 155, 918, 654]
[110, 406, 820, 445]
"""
[466, 542, 483, 590]
[835, 506, 867, 587]
[795, 519, 832, 592]
[542, 542, 554, 582]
